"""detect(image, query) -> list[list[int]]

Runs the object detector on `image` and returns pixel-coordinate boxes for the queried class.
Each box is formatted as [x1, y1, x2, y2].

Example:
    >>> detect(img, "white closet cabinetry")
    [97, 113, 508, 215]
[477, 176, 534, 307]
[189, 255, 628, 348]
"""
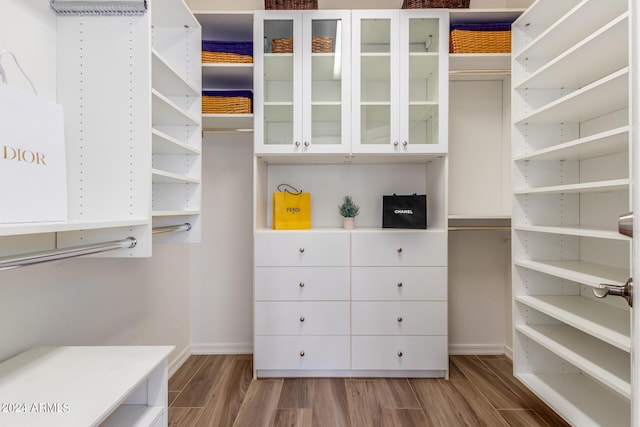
[351, 9, 448, 154]
[511, 0, 631, 425]
[0, 0, 201, 257]
[254, 10, 351, 155]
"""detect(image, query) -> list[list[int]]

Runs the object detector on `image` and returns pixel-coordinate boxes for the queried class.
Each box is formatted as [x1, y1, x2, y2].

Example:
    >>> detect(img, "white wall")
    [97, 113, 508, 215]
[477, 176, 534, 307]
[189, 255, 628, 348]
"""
[0, 0, 191, 369]
[190, 132, 254, 353]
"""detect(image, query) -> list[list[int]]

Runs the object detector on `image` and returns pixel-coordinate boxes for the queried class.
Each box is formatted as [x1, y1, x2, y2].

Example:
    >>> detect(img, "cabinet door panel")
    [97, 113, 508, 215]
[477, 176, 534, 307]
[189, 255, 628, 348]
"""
[351, 231, 446, 266]
[255, 232, 349, 266]
[352, 336, 448, 371]
[352, 301, 446, 335]
[255, 301, 350, 335]
[255, 266, 350, 300]
[254, 335, 350, 370]
[352, 266, 446, 301]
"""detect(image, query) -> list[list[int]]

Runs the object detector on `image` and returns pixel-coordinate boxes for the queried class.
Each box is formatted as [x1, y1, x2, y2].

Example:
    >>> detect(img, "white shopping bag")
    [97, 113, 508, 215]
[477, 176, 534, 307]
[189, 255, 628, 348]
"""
[0, 82, 67, 223]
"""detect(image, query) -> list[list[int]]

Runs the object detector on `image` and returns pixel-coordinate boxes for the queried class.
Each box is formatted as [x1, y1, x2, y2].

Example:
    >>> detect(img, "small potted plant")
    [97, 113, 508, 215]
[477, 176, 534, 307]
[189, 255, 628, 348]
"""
[338, 195, 360, 229]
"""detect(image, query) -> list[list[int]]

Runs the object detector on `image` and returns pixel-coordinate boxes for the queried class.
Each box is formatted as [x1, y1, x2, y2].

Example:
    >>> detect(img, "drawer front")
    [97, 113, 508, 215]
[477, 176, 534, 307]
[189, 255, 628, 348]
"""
[352, 336, 448, 371]
[255, 302, 350, 335]
[255, 232, 349, 266]
[352, 267, 447, 301]
[351, 232, 447, 266]
[255, 335, 350, 371]
[255, 267, 350, 301]
[352, 302, 446, 335]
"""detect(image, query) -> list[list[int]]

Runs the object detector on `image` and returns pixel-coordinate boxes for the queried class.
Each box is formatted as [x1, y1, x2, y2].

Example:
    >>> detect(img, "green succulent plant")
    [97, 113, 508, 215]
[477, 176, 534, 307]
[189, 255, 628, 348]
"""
[338, 195, 360, 218]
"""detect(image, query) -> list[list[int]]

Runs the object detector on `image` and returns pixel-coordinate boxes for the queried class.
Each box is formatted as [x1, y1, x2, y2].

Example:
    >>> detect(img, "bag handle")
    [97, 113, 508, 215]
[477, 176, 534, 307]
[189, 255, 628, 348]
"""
[0, 50, 38, 95]
[277, 183, 302, 195]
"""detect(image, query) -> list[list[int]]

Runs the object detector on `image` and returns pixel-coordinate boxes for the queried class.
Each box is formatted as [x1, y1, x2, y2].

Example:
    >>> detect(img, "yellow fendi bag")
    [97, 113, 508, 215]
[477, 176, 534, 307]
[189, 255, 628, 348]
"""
[272, 184, 311, 230]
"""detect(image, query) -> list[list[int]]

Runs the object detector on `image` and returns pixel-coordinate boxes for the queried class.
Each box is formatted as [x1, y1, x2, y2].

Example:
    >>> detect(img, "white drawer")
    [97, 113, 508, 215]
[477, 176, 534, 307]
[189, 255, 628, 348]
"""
[351, 232, 447, 266]
[352, 336, 448, 371]
[254, 335, 350, 371]
[255, 267, 350, 301]
[255, 232, 349, 266]
[352, 267, 446, 301]
[255, 302, 350, 335]
[352, 302, 446, 335]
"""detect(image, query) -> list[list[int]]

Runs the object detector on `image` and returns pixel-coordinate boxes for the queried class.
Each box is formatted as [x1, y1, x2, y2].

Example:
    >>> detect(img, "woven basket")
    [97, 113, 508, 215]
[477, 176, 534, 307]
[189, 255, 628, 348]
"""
[402, 0, 470, 8]
[450, 23, 511, 53]
[265, 0, 317, 9]
[272, 37, 334, 53]
[201, 52, 253, 64]
[202, 91, 252, 114]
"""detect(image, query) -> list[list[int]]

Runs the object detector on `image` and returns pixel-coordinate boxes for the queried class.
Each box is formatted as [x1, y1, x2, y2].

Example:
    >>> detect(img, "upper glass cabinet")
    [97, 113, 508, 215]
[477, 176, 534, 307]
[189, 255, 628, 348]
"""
[254, 10, 351, 155]
[352, 10, 448, 154]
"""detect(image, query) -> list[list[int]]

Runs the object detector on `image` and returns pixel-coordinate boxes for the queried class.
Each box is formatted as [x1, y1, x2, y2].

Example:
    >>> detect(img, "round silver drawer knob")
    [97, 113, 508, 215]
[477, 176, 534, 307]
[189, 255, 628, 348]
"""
[299, 316, 305, 322]
[397, 316, 403, 323]
[393, 140, 399, 147]
[299, 282, 305, 288]
[397, 247, 403, 253]
[299, 248, 305, 253]
[300, 351, 305, 357]
[397, 351, 403, 357]
[294, 141, 300, 147]
[304, 141, 309, 147]
[397, 282, 403, 288]
[402, 140, 408, 147]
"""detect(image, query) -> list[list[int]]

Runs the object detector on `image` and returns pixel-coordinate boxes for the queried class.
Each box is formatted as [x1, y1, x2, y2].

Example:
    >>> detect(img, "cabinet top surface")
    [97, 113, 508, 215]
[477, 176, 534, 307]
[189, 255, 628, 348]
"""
[0, 346, 174, 426]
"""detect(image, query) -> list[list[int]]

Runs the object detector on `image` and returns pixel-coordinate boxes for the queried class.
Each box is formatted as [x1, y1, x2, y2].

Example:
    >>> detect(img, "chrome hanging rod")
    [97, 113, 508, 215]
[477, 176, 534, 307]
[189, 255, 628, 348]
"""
[152, 223, 191, 235]
[0, 237, 137, 271]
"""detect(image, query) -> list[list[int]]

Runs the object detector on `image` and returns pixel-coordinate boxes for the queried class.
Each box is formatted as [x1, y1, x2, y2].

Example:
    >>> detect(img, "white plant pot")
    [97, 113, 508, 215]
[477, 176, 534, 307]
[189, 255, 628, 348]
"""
[343, 217, 355, 230]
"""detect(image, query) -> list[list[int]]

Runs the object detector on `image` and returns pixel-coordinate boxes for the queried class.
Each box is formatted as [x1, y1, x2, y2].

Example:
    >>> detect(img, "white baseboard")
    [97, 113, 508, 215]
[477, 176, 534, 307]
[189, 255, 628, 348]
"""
[168, 345, 192, 379]
[191, 342, 253, 355]
[448, 344, 507, 355]
[503, 345, 513, 360]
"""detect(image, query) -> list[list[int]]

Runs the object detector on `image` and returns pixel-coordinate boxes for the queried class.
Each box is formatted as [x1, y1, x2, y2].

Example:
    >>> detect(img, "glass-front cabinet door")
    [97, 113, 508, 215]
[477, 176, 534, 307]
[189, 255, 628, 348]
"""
[255, 10, 350, 155]
[352, 10, 448, 154]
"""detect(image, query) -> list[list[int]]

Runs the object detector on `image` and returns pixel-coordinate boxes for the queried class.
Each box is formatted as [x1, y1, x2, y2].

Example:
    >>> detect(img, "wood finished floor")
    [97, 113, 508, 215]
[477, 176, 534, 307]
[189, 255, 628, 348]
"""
[168, 354, 570, 427]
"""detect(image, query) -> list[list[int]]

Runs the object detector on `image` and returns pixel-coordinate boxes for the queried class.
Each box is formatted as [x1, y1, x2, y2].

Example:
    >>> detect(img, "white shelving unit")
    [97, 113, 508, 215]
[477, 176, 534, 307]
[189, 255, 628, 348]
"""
[194, 11, 255, 132]
[511, 0, 631, 425]
[0, 346, 173, 427]
[0, 0, 201, 256]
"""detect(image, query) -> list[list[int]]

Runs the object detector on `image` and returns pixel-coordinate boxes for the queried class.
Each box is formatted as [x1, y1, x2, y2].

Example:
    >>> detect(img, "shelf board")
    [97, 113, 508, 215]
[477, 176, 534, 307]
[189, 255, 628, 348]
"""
[449, 53, 511, 75]
[513, 224, 629, 241]
[513, 126, 629, 162]
[202, 114, 254, 132]
[514, 178, 629, 195]
[0, 219, 150, 238]
[516, 324, 630, 400]
[152, 0, 199, 28]
[513, 259, 629, 288]
[516, 373, 629, 427]
[516, 295, 630, 352]
[152, 210, 201, 217]
[152, 90, 201, 126]
[202, 63, 254, 90]
[514, 13, 628, 90]
[152, 50, 199, 97]
[152, 129, 201, 155]
[513, 68, 629, 125]
[513, 1, 627, 62]
[152, 169, 200, 184]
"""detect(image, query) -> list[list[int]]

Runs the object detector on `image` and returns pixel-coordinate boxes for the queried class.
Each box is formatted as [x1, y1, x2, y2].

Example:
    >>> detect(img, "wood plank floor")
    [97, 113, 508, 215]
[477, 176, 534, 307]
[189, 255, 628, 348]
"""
[168, 354, 570, 427]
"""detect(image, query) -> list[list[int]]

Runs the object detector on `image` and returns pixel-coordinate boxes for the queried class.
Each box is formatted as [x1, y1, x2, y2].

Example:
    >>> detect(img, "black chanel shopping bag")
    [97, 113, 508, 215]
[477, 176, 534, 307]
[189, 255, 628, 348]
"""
[382, 194, 427, 229]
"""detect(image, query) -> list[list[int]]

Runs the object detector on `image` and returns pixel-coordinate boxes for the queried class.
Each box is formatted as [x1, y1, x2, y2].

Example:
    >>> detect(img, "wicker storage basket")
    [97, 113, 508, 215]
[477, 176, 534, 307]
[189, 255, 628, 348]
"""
[402, 0, 470, 8]
[265, 0, 317, 9]
[450, 23, 511, 53]
[202, 90, 253, 114]
[271, 37, 334, 53]
[202, 40, 253, 63]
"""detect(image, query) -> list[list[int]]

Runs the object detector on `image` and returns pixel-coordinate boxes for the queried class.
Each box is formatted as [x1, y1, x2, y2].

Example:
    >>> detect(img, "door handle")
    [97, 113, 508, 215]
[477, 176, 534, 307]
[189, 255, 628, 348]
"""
[594, 278, 633, 307]
[618, 212, 633, 238]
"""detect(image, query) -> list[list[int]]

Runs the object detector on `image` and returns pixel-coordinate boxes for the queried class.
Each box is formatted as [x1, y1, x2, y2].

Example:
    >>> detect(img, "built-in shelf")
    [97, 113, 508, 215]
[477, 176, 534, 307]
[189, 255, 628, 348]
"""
[202, 114, 254, 131]
[513, 225, 629, 241]
[514, 178, 629, 195]
[0, 219, 150, 238]
[152, 90, 201, 126]
[152, 210, 200, 217]
[152, 50, 200, 97]
[152, 129, 201, 155]
[151, 169, 200, 184]
[515, 295, 630, 352]
[202, 63, 254, 89]
[513, 259, 629, 288]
